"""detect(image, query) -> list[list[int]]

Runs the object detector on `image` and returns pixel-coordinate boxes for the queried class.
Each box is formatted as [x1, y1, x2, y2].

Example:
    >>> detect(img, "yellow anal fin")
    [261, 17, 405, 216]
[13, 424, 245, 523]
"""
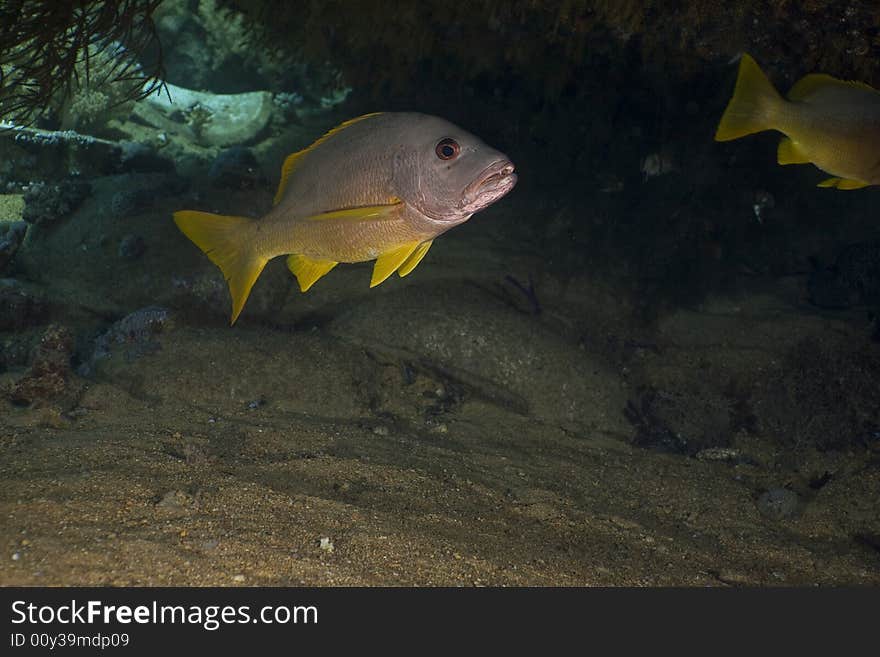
[777, 137, 811, 165]
[397, 240, 433, 277]
[287, 254, 338, 292]
[817, 177, 869, 190]
[370, 242, 420, 288]
[273, 112, 383, 205]
[305, 201, 402, 223]
[172, 210, 266, 325]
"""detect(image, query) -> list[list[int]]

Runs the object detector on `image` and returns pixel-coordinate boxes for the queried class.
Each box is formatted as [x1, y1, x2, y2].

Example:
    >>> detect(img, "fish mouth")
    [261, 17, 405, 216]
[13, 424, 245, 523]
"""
[460, 159, 517, 214]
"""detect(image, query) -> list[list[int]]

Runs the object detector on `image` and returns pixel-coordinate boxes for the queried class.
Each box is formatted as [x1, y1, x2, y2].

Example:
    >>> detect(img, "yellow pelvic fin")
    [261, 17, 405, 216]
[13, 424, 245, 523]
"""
[273, 112, 383, 205]
[777, 137, 811, 165]
[173, 211, 267, 325]
[715, 54, 783, 142]
[286, 254, 338, 292]
[397, 240, 433, 277]
[304, 201, 402, 223]
[370, 242, 420, 288]
[817, 177, 869, 190]
[788, 73, 877, 101]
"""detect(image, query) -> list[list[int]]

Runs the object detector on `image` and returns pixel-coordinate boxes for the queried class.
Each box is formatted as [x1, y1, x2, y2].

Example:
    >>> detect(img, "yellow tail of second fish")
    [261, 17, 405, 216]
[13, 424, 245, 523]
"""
[173, 210, 268, 325]
[715, 54, 784, 142]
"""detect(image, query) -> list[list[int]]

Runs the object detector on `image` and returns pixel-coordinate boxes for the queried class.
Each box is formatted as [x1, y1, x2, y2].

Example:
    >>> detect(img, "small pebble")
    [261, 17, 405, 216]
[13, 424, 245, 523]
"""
[696, 447, 741, 462]
[232, 574, 246, 583]
[209, 146, 263, 189]
[319, 537, 334, 553]
[118, 234, 146, 259]
[372, 425, 389, 436]
[757, 488, 800, 520]
[156, 490, 193, 509]
[11, 552, 21, 561]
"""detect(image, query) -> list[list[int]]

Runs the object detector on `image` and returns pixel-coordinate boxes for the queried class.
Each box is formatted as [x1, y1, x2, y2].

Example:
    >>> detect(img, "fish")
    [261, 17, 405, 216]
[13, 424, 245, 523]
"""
[173, 112, 517, 324]
[714, 53, 880, 190]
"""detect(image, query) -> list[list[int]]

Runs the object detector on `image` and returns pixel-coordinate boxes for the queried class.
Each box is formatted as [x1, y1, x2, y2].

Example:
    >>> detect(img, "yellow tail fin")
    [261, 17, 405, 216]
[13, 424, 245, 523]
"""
[715, 54, 783, 142]
[173, 210, 267, 325]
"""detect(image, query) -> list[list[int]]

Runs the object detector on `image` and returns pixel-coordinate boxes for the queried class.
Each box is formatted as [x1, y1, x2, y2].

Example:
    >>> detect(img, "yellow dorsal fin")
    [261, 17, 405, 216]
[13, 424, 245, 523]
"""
[777, 137, 811, 165]
[273, 112, 383, 205]
[788, 74, 877, 101]
[370, 242, 420, 288]
[286, 254, 338, 292]
[817, 177, 869, 190]
[172, 210, 267, 325]
[397, 240, 433, 277]
[304, 201, 402, 222]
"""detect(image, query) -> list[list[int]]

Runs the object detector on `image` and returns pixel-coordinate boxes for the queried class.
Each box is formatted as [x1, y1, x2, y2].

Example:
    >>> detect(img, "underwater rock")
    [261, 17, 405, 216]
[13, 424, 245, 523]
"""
[808, 268, 854, 309]
[760, 336, 880, 451]
[756, 488, 800, 520]
[118, 234, 146, 260]
[8, 324, 74, 406]
[107, 172, 188, 219]
[117, 142, 175, 174]
[208, 146, 265, 189]
[132, 83, 273, 148]
[156, 489, 196, 511]
[833, 242, 880, 306]
[79, 306, 173, 377]
[22, 180, 91, 226]
[1, 125, 132, 179]
[328, 283, 628, 432]
[109, 189, 152, 219]
[0, 221, 27, 272]
[0, 330, 34, 370]
[0, 278, 47, 330]
[808, 242, 880, 309]
[624, 385, 731, 455]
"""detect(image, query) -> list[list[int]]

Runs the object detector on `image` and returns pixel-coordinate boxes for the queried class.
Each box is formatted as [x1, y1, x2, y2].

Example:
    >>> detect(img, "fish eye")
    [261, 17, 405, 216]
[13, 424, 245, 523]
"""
[435, 138, 460, 160]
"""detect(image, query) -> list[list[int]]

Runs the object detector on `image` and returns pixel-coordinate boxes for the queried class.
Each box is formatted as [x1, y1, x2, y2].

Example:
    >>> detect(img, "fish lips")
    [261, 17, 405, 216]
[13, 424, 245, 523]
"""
[460, 159, 517, 214]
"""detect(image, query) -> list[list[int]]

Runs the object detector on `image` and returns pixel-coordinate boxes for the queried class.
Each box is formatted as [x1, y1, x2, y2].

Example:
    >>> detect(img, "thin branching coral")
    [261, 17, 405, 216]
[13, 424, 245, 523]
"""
[0, 0, 166, 126]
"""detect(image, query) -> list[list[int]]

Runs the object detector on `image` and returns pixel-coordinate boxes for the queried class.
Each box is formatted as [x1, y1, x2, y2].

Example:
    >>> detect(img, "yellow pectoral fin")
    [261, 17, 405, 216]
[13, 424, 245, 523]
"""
[818, 177, 869, 190]
[397, 240, 433, 277]
[370, 242, 421, 288]
[777, 137, 811, 165]
[287, 254, 338, 292]
[305, 202, 402, 223]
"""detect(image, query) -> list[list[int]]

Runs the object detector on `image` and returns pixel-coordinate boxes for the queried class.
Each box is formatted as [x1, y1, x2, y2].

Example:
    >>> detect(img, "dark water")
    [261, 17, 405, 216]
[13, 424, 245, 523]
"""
[0, 1, 878, 586]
